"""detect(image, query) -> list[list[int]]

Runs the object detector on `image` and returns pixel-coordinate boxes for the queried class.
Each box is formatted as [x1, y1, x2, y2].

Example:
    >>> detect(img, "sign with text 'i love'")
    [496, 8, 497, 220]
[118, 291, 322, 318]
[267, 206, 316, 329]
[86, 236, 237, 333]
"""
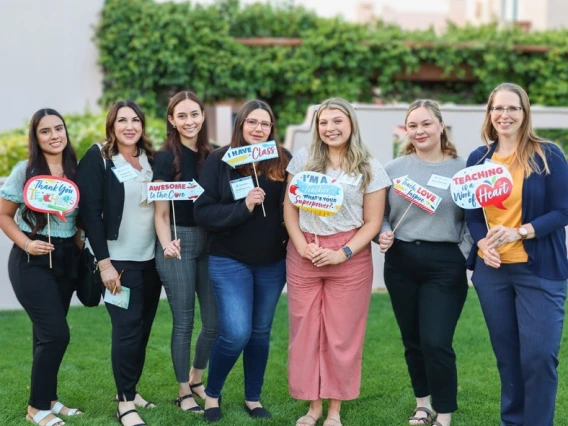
[392, 175, 442, 214]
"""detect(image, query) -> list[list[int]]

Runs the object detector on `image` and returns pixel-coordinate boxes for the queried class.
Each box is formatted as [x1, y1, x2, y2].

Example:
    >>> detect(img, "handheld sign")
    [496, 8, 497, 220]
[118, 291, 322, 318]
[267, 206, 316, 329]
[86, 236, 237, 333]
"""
[23, 175, 79, 222]
[450, 163, 513, 210]
[288, 171, 344, 217]
[393, 176, 442, 214]
[222, 141, 279, 217]
[221, 141, 278, 168]
[147, 180, 205, 243]
[147, 180, 204, 202]
[390, 175, 442, 232]
[24, 175, 80, 269]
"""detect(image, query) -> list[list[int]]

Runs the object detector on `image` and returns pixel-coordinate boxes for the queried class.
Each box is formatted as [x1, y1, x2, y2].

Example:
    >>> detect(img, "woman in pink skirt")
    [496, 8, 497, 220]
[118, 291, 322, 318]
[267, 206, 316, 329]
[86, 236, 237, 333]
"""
[284, 98, 390, 426]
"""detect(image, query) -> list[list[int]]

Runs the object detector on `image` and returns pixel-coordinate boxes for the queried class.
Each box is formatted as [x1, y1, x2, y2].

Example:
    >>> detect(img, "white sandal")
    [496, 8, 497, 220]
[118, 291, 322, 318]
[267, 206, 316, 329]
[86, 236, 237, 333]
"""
[27, 410, 65, 426]
[51, 401, 82, 416]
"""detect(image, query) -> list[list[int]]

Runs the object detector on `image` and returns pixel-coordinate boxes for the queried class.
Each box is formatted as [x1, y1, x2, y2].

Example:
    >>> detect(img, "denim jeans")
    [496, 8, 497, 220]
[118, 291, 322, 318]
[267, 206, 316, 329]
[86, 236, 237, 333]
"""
[472, 257, 567, 426]
[205, 256, 286, 401]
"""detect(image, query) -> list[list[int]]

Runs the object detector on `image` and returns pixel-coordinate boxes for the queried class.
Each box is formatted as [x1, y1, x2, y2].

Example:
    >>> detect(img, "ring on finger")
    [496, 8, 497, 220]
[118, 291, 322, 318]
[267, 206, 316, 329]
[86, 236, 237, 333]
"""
[498, 238, 503, 243]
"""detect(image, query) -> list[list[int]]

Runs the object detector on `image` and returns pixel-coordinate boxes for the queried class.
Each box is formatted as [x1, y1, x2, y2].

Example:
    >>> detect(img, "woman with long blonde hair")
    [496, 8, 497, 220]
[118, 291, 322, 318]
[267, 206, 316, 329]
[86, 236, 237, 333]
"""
[285, 98, 390, 426]
[466, 83, 568, 426]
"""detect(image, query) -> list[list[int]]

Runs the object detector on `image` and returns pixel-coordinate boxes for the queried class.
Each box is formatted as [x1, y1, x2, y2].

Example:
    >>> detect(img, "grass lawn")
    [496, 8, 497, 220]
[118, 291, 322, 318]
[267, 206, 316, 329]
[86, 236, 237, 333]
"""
[1, 289, 568, 426]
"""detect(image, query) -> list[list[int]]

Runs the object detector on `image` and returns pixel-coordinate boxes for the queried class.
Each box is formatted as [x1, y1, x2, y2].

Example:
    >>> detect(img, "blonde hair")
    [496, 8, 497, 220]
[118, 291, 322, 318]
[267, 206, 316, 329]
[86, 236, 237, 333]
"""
[400, 99, 458, 158]
[481, 82, 549, 176]
[305, 98, 373, 189]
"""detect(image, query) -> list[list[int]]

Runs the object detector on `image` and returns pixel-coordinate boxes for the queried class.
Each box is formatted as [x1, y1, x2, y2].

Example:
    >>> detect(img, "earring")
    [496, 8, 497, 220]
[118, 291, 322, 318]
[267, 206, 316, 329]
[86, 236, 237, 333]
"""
[172, 125, 176, 129]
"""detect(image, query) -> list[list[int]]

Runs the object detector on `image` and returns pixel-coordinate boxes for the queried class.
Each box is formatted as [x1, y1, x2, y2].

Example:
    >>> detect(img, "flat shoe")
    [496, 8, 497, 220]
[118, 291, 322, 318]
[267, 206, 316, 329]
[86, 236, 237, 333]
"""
[409, 407, 435, 425]
[27, 410, 65, 426]
[51, 402, 82, 417]
[323, 419, 342, 426]
[203, 407, 222, 423]
[116, 409, 146, 426]
[296, 414, 319, 426]
[244, 404, 272, 419]
[174, 394, 203, 413]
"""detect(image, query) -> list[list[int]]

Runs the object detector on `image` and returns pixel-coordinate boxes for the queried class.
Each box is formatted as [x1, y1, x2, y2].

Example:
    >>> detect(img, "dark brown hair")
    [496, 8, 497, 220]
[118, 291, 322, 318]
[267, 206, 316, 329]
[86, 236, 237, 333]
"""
[230, 100, 289, 181]
[161, 91, 212, 181]
[101, 100, 154, 160]
[22, 109, 78, 236]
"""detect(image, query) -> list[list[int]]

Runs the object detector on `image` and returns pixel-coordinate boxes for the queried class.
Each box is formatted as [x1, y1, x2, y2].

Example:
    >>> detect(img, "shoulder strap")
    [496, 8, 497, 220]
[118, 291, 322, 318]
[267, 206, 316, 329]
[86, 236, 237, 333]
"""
[96, 143, 109, 171]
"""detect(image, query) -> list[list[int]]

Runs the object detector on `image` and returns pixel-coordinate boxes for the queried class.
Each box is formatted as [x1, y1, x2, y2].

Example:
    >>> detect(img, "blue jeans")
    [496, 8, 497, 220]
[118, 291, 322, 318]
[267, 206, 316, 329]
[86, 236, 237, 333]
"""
[205, 256, 286, 401]
[472, 257, 567, 426]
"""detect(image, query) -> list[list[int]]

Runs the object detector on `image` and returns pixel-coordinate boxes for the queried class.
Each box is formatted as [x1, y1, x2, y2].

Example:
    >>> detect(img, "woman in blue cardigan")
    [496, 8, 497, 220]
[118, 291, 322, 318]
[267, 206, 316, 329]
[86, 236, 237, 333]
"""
[466, 83, 568, 426]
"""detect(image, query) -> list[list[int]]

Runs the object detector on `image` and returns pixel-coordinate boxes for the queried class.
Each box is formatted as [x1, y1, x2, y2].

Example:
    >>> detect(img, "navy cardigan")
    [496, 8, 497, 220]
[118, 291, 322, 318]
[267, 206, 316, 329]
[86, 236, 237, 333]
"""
[465, 141, 568, 280]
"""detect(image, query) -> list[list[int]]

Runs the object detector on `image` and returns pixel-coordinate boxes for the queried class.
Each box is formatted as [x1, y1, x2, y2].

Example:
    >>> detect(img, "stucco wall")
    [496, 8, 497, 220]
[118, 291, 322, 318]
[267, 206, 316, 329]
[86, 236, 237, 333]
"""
[0, 0, 104, 132]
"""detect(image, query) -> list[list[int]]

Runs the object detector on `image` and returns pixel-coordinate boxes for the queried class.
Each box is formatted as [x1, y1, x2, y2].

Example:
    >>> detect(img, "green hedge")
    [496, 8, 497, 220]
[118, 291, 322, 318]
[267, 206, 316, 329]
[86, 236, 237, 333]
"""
[0, 112, 165, 177]
[95, 0, 568, 139]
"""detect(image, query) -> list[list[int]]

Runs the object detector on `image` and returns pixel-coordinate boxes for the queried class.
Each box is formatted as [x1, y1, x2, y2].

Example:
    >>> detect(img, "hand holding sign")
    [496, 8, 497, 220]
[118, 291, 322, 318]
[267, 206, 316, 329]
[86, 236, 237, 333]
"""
[24, 175, 80, 268]
[222, 141, 279, 217]
[391, 175, 442, 232]
[450, 162, 513, 230]
[147, 180, 205, 242]
[288, 171, 344, 246]
[288, 171, 344, 216]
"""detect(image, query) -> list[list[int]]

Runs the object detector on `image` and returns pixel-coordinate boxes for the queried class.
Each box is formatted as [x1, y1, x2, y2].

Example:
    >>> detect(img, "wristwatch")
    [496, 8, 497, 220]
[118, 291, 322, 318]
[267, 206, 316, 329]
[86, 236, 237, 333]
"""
[341, 246, 353, 260]
[518, 227, 529, 240]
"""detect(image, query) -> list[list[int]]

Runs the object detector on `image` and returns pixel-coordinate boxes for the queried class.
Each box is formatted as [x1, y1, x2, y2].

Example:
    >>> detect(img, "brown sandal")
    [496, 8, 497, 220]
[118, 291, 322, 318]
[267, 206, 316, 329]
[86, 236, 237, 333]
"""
[409, 407, 435, 424]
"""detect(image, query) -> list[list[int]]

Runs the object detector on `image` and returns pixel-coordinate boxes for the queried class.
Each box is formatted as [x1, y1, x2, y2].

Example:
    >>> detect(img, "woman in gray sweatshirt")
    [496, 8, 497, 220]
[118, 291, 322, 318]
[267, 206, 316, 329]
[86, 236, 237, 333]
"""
[377, 99, 471, 426]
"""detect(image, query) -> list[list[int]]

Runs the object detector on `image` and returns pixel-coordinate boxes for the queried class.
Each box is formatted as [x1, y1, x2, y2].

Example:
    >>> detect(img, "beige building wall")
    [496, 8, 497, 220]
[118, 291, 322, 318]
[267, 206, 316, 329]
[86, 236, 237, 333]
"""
[0, 0, 105, 132]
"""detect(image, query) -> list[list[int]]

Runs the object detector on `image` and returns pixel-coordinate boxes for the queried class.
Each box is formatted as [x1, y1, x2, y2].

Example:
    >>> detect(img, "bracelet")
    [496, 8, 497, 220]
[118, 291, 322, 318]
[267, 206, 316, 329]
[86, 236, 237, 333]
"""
[24, 239, 32, 254]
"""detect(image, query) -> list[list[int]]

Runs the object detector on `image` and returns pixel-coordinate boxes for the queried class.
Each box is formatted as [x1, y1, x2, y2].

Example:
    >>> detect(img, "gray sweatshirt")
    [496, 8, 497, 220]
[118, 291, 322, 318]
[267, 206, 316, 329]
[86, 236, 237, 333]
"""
[381, 153, 472, 258]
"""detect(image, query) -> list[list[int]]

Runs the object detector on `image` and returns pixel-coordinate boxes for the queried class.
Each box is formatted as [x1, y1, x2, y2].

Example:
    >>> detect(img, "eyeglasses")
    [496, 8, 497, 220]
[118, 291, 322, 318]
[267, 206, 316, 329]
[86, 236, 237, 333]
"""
[490, 106, 523, 114]
[244, 118, 273, 131]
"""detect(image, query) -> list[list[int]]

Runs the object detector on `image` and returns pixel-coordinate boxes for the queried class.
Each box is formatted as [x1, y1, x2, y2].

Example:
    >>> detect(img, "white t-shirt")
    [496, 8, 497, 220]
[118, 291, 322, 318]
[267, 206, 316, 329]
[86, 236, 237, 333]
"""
[287, 149, 391, 236]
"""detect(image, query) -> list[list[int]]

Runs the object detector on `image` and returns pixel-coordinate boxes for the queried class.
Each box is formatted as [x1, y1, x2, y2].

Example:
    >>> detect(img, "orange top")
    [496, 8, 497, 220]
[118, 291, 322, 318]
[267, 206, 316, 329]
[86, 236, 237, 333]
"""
[478, 152, 528, 263]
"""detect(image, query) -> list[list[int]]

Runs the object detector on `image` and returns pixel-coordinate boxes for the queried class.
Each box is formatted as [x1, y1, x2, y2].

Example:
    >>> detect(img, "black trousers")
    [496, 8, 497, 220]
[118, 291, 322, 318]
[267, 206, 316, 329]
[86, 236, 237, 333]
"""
[8, 236, 78, 410]
[106, 259, 162, 401]
[384, 239, 468, 413]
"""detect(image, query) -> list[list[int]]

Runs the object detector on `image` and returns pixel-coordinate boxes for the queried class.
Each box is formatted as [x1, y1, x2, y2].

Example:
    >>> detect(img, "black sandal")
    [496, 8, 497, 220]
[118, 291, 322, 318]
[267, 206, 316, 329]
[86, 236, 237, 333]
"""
[408, 407, 435, 425]
[174, 394, 203, 412]
[189, 382, 204, 399]
[116, 409, 146, 426]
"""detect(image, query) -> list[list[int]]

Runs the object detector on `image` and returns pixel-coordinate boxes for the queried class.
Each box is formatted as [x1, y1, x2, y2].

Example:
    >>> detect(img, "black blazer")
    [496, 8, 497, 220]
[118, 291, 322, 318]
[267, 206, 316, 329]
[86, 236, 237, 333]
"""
[76, 144, 126, 261]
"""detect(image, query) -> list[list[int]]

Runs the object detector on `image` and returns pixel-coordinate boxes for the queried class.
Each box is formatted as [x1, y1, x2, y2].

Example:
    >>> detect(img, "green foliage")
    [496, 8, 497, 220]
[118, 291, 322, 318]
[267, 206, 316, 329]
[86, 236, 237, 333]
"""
[93, 0, 568, 143]
[0, 112, 165, 177]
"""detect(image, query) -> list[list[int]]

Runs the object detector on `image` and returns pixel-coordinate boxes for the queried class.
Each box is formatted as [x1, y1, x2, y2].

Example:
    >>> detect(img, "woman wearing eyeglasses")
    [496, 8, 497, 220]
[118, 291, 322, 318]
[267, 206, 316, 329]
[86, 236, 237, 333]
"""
[466, 83, 568, 426]
[194, 100, 291, 423]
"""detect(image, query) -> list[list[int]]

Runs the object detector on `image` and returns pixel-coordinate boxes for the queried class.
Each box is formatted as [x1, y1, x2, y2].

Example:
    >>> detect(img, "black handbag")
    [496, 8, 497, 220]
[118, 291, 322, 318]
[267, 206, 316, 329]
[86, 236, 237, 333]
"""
[76, 245, 102, 307]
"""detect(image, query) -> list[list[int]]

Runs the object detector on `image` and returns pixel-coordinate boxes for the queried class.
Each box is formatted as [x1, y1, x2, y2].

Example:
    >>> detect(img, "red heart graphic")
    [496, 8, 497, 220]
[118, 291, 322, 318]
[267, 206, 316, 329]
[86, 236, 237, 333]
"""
[174, 193, 180, 198]
[475, 177, 512, 210]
